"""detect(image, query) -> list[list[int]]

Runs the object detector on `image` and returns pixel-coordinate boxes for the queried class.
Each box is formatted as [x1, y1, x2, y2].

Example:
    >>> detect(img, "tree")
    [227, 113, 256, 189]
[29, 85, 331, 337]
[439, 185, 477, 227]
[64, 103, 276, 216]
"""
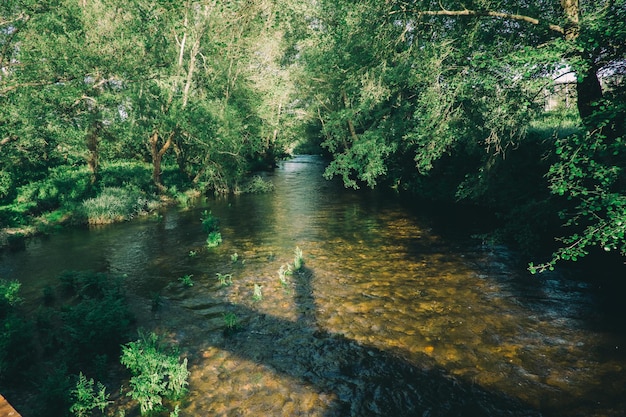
[300, 0, 626, 269]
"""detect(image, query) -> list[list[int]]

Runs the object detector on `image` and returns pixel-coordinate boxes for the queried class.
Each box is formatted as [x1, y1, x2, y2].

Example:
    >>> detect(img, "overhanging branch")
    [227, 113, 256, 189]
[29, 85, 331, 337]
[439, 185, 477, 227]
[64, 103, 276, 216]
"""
[393, 9, 565, 35]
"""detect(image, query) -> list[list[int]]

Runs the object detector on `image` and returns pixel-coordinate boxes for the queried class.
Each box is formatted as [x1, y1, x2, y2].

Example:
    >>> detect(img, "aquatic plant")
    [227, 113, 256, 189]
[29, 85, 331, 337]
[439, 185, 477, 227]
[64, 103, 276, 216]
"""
[223, 312, 239, 330]
[70, 372, 111, 417]
[293, 246, 304, 270]
[278, 264, 292, 288]
[216, 273, 233, 287]
[231, 252, 239, 263]
[241, 175, 274, 194]
[178, 274, 194, 287]
[206, 231, 222, 248]
[253, 284, 263, 302]
[121, 332, 189, 416]
[200, 210, 219, 233]
[151, 292, 162, 312]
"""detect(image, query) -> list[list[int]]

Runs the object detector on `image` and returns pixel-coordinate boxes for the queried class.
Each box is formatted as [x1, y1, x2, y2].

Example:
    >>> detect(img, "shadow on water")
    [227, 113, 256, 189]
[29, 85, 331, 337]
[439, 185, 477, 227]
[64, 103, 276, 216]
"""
[176, 265, 542, 417]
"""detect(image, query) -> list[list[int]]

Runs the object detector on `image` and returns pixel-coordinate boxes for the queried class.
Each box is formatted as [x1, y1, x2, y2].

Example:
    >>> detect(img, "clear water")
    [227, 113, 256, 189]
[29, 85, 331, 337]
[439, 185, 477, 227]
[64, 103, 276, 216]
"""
[2, 155, 625, 416]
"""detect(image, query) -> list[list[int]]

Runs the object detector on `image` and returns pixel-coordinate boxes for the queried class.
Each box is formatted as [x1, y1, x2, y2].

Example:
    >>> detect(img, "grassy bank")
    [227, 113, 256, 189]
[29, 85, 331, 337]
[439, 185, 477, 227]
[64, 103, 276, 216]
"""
[0, 161, 274, 251]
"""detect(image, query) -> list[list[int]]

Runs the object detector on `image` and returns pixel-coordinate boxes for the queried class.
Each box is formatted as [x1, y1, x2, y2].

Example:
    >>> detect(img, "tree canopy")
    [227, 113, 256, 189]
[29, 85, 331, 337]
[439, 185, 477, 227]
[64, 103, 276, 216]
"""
[298, 0, 626, 271]
[1, 0, 625, 270]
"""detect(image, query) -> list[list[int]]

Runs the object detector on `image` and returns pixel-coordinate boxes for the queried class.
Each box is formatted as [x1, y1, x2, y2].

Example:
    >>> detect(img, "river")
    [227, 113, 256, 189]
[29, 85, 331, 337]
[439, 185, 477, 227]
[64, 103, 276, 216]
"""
[2, 155, 625, 416]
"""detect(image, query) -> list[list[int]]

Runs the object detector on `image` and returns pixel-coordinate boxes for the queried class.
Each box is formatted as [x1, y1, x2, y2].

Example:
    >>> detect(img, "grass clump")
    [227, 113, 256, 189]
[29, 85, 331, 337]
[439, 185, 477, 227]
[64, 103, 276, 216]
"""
[82, 186, 154, 225]
[223, 312, 239, 330]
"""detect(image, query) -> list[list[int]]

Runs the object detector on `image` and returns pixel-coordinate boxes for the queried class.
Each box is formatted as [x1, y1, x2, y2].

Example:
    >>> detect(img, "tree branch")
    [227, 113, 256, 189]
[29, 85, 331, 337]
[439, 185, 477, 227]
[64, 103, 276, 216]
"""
[0, 135, 18, 147]
[395, 9, 565, 35]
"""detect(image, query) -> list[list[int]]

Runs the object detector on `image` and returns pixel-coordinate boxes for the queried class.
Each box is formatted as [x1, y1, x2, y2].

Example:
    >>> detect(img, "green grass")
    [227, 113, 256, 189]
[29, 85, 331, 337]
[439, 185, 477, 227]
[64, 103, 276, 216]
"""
[82, 186, 153, 225]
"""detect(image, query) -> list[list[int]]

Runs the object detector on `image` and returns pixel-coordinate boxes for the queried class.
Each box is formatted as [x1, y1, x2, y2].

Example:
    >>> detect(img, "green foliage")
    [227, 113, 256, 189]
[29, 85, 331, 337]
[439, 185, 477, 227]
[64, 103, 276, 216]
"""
[56, 271, 133, 362]
[252, 284, 263, 302]
[1, 0, 297, 237]
[216, 273, 233, 287]
[0, 279, 22, 312]
[278, 264, 293, 288]
[0, 279, 34, 383]
[223, 312, 239, 331]
[230, 252, 239, 263]
[293, 247, 304, 271]
[530, 99, 626, 272]
[63, 290, 133, 361]
[200, 210, 219, 233]
[206, 231, 223, 248]
[34, 365, 73, 417]
[240, 175, 275, 194]
[70, 372, 111, 417]
[178, 274, 194, 288]
[15, 166, 93, 214]
[82, 186, 154, 225]
[120, 332, 189, 416]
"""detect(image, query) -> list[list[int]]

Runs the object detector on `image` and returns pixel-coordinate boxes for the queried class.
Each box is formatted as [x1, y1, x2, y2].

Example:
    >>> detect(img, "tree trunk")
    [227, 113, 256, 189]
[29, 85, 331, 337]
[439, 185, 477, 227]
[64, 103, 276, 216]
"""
[86, 121, 101, 184]
[559, 0, 603, 123]
[576, 67, 603, 122]
[150, 131, 173, 192]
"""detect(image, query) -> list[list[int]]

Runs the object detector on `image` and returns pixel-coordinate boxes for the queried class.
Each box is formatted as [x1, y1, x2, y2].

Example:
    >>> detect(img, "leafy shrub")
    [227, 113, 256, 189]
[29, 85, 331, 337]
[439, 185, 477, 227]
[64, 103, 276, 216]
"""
[62, 294, 133, 360]
[15, 166, 93, 213]
[98, 162, 153, 191]
[0, 279, 34, 383]
[120, 332, 189, 415]
[56, 271, 133, 364]
[0, 279, 22, 313]
[33, 364, 73, 417]
[70, 372, 111, 417]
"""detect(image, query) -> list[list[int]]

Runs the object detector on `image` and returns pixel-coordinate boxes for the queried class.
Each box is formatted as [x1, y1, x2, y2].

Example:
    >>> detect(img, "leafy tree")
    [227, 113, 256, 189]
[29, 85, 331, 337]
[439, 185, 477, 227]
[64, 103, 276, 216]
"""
[301, 0, 626, 269]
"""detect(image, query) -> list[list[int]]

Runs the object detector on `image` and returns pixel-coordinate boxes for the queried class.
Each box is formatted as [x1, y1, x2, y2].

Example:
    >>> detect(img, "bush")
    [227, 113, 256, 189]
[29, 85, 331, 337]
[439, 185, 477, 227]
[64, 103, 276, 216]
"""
[15, 166, 93, 214]
[120, 332, 189, 415]
[0, 279, 34, 383]
[70, 372, 111, 417]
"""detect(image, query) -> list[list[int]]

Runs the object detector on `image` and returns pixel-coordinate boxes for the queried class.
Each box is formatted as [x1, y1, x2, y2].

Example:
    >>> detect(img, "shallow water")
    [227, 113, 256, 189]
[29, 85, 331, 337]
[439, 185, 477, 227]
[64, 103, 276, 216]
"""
[2, 155, 625, 416]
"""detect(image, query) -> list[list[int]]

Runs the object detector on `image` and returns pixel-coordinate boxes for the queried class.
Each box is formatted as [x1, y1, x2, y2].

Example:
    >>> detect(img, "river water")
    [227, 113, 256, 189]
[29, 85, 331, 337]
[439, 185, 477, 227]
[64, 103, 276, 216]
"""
[2, 155, 625, 416]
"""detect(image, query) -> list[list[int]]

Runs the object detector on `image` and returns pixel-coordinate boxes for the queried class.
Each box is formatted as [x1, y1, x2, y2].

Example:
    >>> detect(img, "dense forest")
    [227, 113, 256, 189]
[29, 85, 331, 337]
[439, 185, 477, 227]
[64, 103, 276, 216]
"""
[1, 1, 625, 415]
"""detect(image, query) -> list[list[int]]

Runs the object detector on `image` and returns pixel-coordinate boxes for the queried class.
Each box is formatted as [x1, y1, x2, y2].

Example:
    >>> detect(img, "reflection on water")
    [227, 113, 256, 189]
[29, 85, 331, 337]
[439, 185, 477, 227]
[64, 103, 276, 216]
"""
[2, 155, 625, 416]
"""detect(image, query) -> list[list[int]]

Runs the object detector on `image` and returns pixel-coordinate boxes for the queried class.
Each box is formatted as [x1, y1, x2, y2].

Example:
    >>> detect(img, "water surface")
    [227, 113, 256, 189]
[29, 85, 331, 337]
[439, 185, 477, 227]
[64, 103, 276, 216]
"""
[2, 155, 625, 416]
